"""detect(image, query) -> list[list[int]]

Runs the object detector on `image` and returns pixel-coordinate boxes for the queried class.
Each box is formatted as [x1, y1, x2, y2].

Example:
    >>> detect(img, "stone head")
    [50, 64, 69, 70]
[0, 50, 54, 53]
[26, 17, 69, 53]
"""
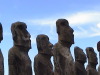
[56, 19, 74, 45]
[0, 23, 3, 43]
[86, 47, 98, 65]
[36, 34, 53, 56]
[11, 22, 31, 49]
[74, 46, 86, 64]
[97, 41, 100, 52]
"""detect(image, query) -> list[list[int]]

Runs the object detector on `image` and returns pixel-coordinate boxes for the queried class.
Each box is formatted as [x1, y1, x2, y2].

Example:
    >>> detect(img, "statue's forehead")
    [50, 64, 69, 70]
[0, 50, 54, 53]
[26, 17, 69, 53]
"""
[15, 24, 26, 28]
[37, 35, 48, 39]
[12, 22, 27, 29]
[86, 47, 97, 56]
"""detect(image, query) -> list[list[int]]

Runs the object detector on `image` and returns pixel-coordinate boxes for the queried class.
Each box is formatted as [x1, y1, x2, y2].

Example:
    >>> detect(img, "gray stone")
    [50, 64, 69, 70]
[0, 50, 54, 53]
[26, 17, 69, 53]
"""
[0, 23, 4, 75]
[97, 41, 100, 75]
[8, 22, 32, 75]
[0, 50, 4, 75]
[34, 34, 53, 75]
[86, 47, 98, 75]
[74, 46, 87, 75]
[53, 19, 75, 75]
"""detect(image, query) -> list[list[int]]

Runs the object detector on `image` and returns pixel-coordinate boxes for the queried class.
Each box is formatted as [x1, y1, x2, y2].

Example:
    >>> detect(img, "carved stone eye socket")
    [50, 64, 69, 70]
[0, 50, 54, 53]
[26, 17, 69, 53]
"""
[61, 22, 66, 25]
[16, 24, 27, 30]
[60, 22, 69, 27]
[17, 25, 24, 29]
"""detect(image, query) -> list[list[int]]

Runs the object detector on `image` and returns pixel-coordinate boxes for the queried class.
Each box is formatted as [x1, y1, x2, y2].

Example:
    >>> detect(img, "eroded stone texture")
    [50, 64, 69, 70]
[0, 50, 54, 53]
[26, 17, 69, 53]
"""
[97, 41, 100, 52]
[74, 46, 87, 75]
[86, 47, 98, 75]
[53, 19, 75, 75]
[97, 41, 100, 75]
[98, 66, 100, 75]
[0, 50, 4, 75]
[34, 34, 53, 75]
[8, 22, 32, 75]
[0, 23, 4, 75]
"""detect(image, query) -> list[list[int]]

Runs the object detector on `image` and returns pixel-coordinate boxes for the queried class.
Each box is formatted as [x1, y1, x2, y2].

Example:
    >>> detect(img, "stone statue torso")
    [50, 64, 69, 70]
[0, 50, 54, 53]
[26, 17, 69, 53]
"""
[75, 61, 87, 75]
[0, 50, 4, 75]
[53, 43, 75, 75]
[34, 53, 53, 75]
[8, 46, 32, 75]
[86, 65, 98, 75]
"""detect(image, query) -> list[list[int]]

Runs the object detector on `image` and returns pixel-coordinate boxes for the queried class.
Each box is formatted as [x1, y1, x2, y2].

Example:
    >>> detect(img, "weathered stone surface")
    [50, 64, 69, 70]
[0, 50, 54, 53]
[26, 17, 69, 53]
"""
[74, 46, 87, 75]
[97, 41, 100, 75]
[86, 47, 98, 75]
[53, 19, 75, 75]
[97, 41, 100, 52]
[98, 66, 100, 75]
[0, 50, 4, 75]
[34, 34, 53, 75]
[0, 23, 4, 75]
[8, 22, 32, 75]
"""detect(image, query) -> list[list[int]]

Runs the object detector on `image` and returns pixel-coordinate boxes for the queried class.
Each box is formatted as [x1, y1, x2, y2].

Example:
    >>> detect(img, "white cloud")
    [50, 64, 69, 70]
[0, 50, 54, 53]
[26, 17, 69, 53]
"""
[97, 23, 100, 28]
[27, 19, 56, 26]
[27, 11, 100, 27]
[74, 25, 100, 38]
[67, 12, 100, 26]
[26, 11, 100, 38]
[74, 27, 88, 38]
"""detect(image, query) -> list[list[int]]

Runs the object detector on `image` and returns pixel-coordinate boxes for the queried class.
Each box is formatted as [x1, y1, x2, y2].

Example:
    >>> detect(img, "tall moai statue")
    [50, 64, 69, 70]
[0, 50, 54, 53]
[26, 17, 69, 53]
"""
[0, 23, 4, 75]
[86, 47, 98, 75]
[53, 19, 75, 75]
[97, 41, 100, 75]
[34, 34, 54, 75]
[74, 46, 87, 75]
[0, 23, 3, 42]
[8, 22, 32, 75]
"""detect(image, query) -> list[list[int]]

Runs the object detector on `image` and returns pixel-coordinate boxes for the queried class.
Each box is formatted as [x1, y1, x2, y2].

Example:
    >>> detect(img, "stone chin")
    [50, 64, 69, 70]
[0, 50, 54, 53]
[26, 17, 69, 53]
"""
[14, 40, 31, 49]
[59, 32, 74, 45]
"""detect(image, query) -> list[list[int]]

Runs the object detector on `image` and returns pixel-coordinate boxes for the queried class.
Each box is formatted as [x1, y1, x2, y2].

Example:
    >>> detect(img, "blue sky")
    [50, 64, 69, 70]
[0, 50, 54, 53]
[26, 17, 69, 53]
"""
[1, 0, 100, 75]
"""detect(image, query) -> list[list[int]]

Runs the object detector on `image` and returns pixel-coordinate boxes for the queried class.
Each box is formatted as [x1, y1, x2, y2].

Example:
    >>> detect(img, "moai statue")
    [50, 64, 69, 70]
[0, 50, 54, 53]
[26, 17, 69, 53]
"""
[53, 19, 75, 75]
[8, 22, 32, 75]
[34, 34, 54, 75]
[86, 47, 98, 75]
[0, 23, 4, 75]
[74, 46, 87, 75]
[0, 23, 3, 42]
[97, 41, 100, 75]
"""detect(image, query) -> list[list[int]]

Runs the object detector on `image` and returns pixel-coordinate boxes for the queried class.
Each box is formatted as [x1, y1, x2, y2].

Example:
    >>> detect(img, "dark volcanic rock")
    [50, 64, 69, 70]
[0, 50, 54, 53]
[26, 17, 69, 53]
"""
[8, 22, 32, 75]
[74, 46, 87, 75]
[0, 23, 4, 75]
[53, 19, 75, 75]
[86, 47, 98, 75]
[34, 34, 54, 75]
